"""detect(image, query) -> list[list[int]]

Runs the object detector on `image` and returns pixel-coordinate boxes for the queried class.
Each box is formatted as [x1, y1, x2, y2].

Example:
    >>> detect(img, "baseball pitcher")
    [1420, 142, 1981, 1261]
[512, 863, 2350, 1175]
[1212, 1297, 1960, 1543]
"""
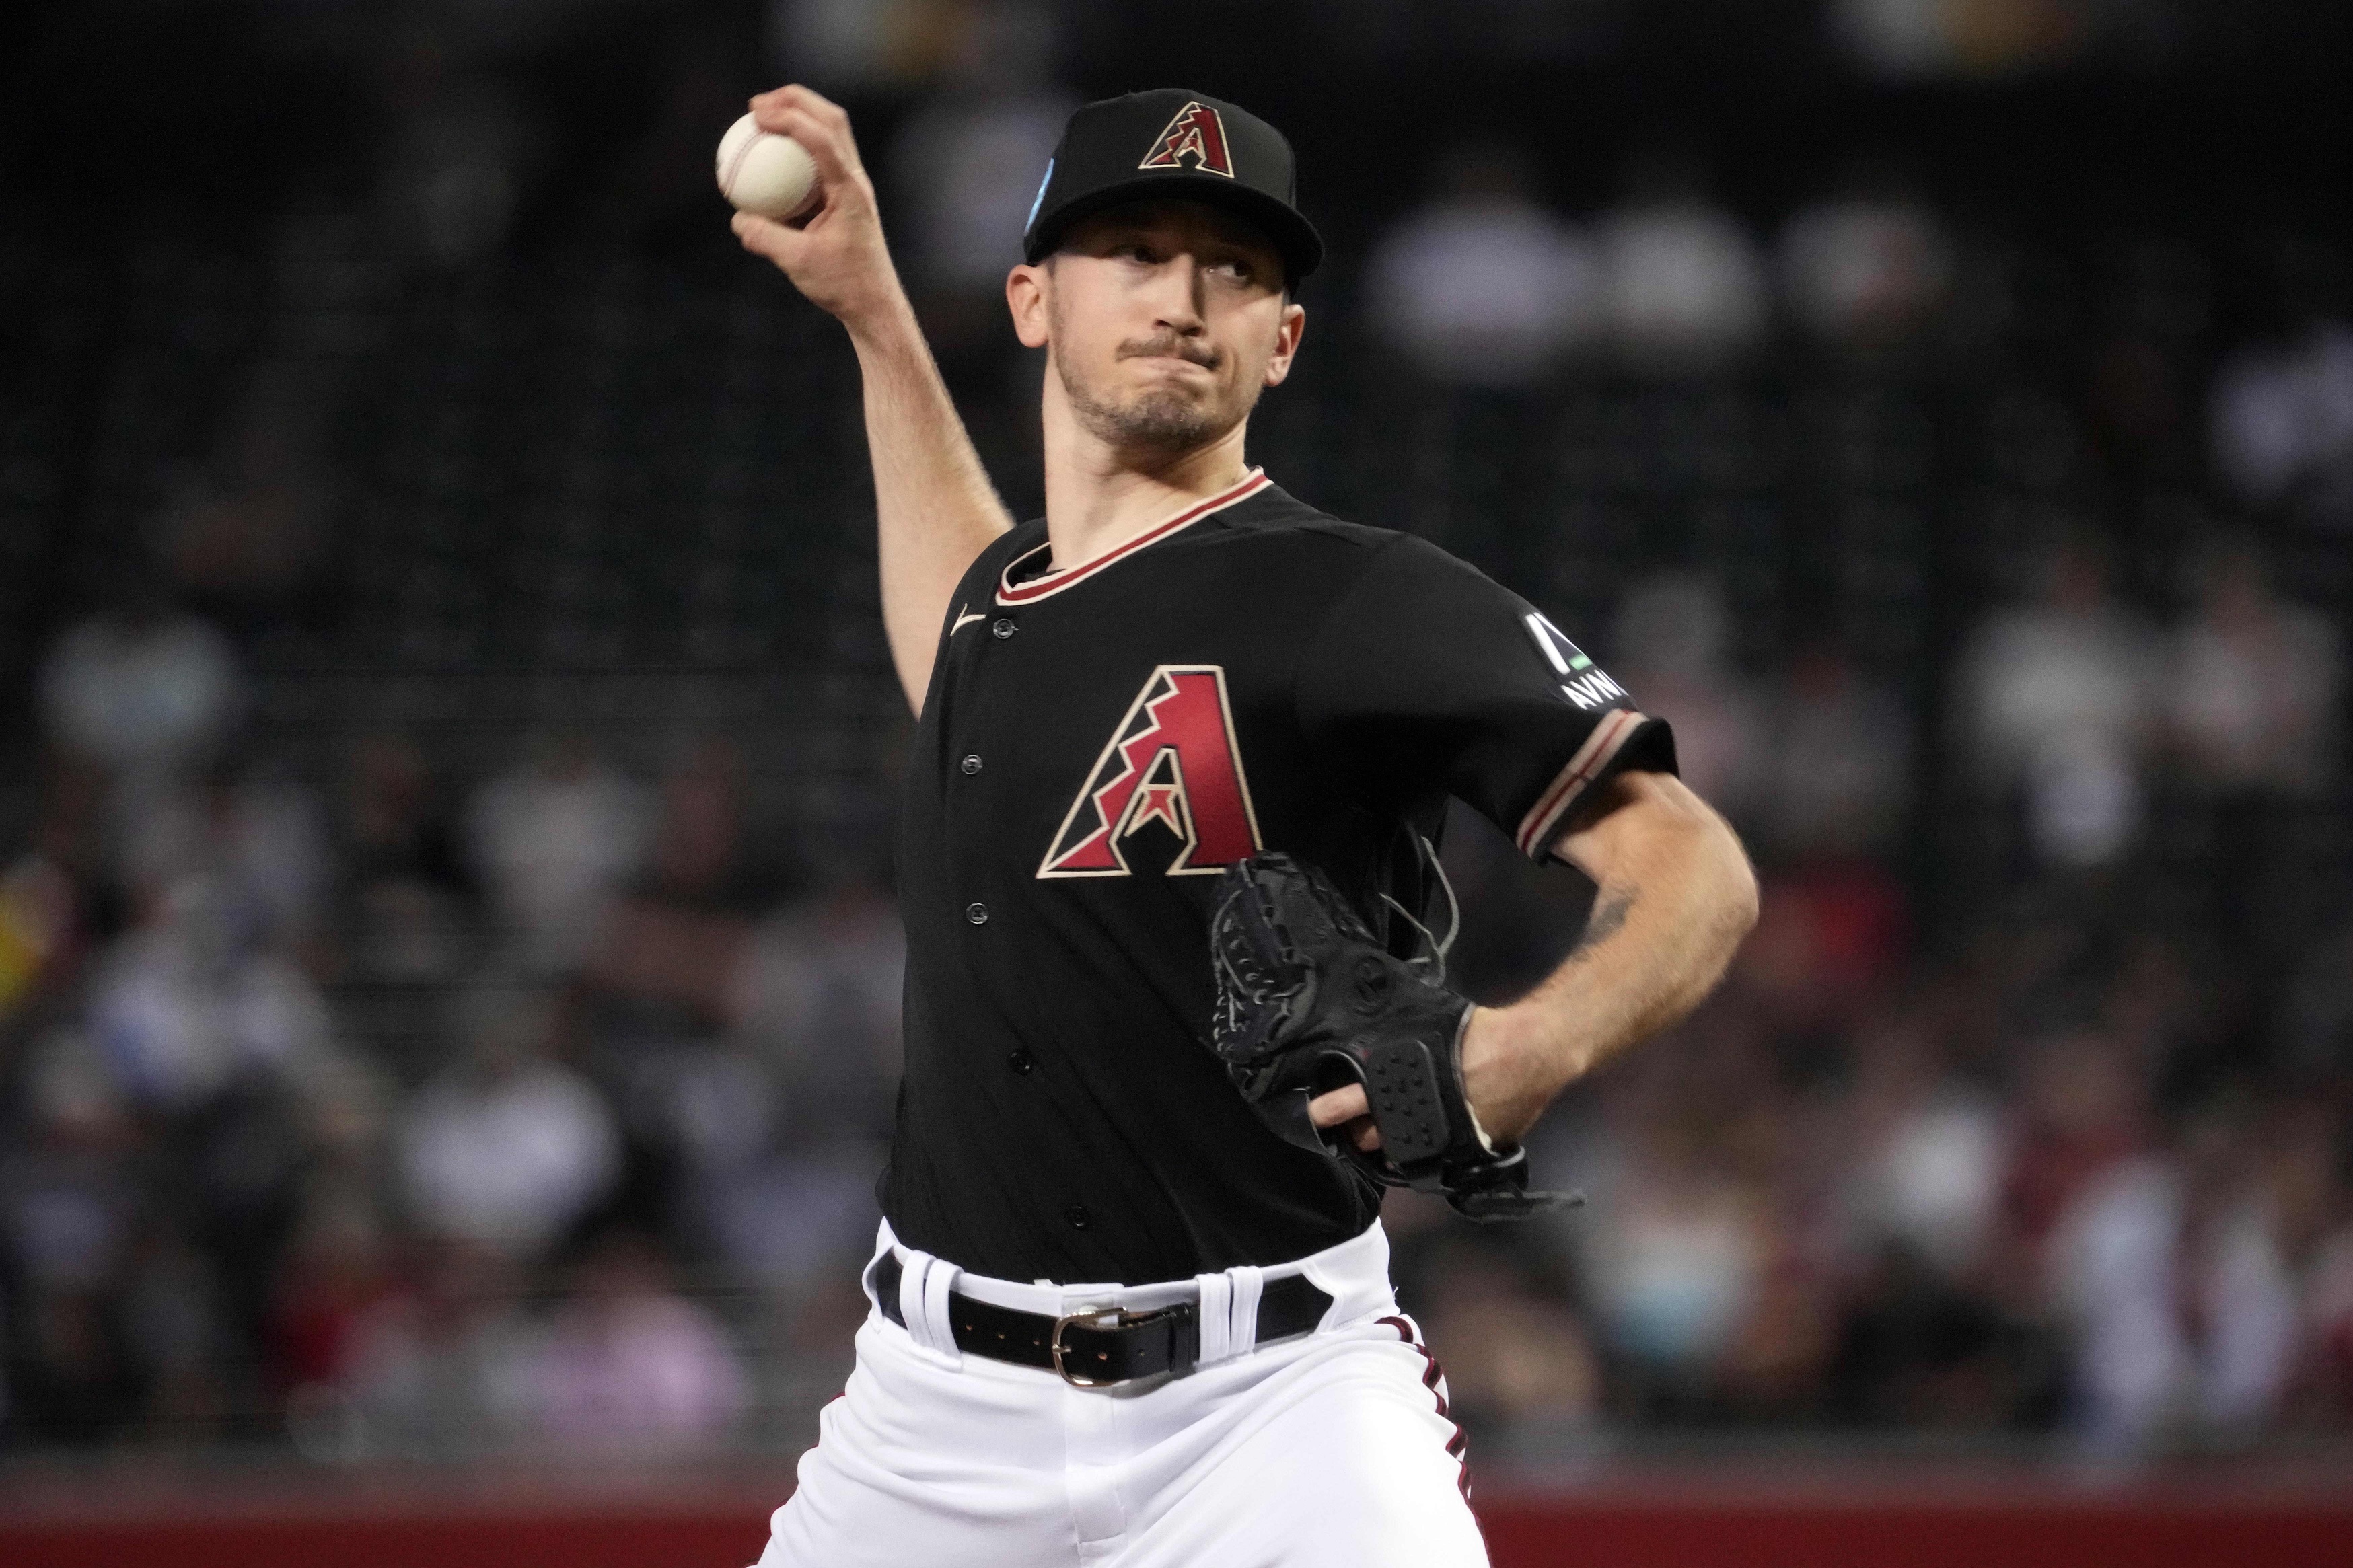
[733, 85, 1759, 1567]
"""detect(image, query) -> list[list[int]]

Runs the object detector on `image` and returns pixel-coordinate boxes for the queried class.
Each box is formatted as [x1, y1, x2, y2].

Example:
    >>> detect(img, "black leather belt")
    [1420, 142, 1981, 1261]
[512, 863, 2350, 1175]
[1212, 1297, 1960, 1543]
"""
[872, 1253, 1334, 1387]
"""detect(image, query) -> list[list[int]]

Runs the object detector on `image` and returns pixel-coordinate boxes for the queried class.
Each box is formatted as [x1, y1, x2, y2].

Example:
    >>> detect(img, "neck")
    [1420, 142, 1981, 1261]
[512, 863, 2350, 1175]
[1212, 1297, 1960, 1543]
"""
[1039, 372, 1254, 571]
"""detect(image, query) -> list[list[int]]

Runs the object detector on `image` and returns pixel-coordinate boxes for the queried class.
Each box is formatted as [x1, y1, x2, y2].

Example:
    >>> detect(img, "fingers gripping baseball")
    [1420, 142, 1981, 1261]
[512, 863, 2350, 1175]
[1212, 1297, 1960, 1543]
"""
[731, 87, 902, 326]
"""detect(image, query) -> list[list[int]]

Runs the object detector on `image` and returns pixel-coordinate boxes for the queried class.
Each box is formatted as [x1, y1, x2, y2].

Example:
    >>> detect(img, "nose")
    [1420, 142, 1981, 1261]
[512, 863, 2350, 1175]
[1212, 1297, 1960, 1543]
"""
[1143, 254, 1208, 335]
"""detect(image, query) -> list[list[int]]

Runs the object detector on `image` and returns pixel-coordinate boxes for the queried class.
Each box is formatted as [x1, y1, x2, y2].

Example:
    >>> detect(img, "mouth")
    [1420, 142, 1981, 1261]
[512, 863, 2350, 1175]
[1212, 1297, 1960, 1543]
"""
[1118, 338, 1218, 372]
[1128, 353, 1215, 374]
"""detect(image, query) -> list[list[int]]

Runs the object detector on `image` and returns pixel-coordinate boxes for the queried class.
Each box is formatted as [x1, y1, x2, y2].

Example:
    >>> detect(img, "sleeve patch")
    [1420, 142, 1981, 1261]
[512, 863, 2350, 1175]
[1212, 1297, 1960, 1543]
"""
[1523, 612, 1629, 710]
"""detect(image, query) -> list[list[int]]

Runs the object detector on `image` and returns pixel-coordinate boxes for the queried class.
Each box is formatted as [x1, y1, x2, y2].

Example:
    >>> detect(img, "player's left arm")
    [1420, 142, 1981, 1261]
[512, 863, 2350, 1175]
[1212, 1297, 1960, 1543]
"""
[1310, 767, 1757, 1149]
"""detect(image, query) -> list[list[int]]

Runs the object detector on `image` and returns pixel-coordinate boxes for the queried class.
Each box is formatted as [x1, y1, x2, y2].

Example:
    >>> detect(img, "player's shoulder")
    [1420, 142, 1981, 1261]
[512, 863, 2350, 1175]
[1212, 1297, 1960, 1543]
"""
[1208, 480, 1404, 557]
[1215, 484, 1513, 606]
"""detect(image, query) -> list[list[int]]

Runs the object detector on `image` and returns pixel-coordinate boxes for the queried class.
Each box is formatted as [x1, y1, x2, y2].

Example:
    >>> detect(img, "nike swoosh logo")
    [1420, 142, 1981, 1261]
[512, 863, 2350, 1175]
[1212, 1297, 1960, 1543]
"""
[950, 607, 985, 635]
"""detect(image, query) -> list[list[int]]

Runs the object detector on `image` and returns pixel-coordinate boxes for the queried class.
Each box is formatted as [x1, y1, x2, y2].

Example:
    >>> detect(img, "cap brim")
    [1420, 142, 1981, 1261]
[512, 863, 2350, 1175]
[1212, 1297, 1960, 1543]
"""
[1025, 174, 1323, 283]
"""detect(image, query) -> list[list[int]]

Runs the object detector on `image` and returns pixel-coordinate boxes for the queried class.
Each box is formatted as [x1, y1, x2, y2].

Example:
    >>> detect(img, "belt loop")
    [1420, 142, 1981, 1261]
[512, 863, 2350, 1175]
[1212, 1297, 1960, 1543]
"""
[1227, 1265, 1265, 1358]
[1191, 1265, 1266, 1366]
[920, 1254, 961, 1365]
[1192, 1271, 1238, 1364]
[896, 1249, 963, 1365]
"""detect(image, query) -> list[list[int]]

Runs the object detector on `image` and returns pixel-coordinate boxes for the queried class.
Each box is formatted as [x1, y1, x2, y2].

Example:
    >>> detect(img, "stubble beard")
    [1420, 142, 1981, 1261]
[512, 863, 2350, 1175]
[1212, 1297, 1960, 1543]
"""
[1062, 367, 1229, 454]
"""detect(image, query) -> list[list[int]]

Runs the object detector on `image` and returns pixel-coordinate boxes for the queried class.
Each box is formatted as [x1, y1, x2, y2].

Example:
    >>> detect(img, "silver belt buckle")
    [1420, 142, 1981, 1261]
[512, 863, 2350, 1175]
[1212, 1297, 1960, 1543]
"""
[1050, 1306, 1151, 1389]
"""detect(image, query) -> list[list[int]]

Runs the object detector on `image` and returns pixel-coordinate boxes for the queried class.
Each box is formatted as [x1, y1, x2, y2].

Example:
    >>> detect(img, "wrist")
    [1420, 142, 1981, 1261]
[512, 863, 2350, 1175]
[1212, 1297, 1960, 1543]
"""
[841, 280, 921, 353]
[1460, 1003, 1548, 1147]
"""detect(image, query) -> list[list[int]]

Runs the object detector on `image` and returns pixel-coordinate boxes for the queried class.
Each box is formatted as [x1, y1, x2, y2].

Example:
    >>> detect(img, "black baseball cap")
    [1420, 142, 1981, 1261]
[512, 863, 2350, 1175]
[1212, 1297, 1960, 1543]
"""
[1021, 89, 1323, 283]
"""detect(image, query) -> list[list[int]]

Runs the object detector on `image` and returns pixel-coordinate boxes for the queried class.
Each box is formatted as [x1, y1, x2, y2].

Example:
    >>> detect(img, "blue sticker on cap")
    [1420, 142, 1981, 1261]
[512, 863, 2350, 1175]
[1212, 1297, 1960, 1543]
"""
[1024, 157, 1054, 235]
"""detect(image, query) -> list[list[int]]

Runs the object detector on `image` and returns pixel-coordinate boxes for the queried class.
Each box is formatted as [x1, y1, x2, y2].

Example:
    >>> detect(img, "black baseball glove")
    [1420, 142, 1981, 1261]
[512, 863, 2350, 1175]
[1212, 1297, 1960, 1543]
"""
[1208, 850, 1578, 1222]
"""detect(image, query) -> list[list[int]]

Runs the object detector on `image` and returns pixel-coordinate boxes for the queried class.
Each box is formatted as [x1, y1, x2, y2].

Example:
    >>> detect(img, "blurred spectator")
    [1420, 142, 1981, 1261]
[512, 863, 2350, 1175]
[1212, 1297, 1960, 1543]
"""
[396, 990, 620, 1258]
[2175, 1109, 2303, 1439]
[2163, 542, 2342, 794]
[37, 581, 241, 788]
[730, 875, 905, 1142]
[1363, 140, 1601, 387]
[1595, 151, 1768, 371]
[1832, 1024, 2023, 1429]
[83, 874, 335, 1116]
[337, 1241, 538, 1459]
[467, 735, 651, 976]
[0, 817, 85, 1026]
[1753, 647, 1912, 861]
[0, 1031, 143, 1442]
[2210, 318, 2353, 527]
[2049, 1150, 2189, 1456]
[584, 739, 772, 1021]
[266, 1196, 398, 1402]
[1416, 1238, 1599, 1450]
[1608, 574, 1764, 821]
[2008, 1029, 2187, 1453]
[698, 874, 904, 1287]
[1578, 1100, 1766, 1404]
[530, 1229, 746, 1454]
[1955, 540, 2158, 866]
[1850, 1067, 2008, 1284]
[1778, 159, 1951, 348]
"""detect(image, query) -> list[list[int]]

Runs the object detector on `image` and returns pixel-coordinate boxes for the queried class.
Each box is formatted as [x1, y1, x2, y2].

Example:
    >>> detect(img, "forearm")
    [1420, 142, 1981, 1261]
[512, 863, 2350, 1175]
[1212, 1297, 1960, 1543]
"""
[727, 84, 1013, 715]
[846, 301, 1015, 713]
[1464, 773, 1758, 1141]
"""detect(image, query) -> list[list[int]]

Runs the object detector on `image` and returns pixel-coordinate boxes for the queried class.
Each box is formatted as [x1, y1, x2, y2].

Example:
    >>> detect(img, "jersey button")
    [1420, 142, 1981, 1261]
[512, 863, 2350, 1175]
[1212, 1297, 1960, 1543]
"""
[960, 754, 982, 775]
[965, 901, 989, 925]
[1007, 1049, 1034, 1074]
[1063, 1205, 1091, 1230]
[991, 618, 1017, 639]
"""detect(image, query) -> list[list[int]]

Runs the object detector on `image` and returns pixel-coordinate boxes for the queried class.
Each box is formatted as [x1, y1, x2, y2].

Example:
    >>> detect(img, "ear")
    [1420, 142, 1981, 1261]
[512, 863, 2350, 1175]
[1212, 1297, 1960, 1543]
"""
[1007, 263, 1051, 349]
[1261, 300, 1307, 389]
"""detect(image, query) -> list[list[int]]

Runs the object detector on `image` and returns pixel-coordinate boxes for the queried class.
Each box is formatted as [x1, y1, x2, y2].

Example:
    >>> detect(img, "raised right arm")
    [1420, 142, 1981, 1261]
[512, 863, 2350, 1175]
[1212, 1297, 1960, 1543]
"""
[732, 86, 1013, 715]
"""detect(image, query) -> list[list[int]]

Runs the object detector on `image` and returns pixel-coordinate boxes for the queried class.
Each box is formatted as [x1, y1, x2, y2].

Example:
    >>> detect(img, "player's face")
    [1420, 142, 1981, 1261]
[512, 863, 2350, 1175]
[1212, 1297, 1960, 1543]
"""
[1013, 201, 1305, 457]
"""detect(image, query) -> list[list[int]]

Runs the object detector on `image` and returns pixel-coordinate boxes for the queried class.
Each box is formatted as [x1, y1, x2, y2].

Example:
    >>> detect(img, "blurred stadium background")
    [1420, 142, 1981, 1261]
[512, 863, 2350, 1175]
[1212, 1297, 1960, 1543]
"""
[3, 0, 2352, 1562]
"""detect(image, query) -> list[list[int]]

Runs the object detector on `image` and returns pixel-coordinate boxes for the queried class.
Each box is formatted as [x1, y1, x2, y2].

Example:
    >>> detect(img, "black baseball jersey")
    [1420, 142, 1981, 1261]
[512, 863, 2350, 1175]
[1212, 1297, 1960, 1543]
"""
[883, 472, 1675, 1285]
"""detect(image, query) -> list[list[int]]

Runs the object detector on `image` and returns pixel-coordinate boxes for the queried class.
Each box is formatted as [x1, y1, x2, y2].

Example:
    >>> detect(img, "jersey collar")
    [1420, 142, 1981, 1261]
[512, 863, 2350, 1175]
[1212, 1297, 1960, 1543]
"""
[995, 469, 1270, 607]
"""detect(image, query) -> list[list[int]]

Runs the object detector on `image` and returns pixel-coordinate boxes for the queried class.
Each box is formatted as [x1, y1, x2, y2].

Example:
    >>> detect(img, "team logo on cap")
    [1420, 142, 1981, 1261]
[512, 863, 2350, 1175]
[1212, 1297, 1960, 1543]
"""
[1138, 101, 1235, 178]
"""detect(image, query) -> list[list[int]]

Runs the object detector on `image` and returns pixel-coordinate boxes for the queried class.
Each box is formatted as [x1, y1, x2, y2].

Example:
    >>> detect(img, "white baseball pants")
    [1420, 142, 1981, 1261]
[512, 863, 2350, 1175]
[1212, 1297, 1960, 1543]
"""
[754, 1218, 1490, 1567]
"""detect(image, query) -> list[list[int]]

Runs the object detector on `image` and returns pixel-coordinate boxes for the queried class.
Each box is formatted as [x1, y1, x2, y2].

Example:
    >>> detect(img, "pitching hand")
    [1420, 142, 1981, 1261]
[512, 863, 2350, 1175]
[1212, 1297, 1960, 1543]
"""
[731, 86, 906, 330]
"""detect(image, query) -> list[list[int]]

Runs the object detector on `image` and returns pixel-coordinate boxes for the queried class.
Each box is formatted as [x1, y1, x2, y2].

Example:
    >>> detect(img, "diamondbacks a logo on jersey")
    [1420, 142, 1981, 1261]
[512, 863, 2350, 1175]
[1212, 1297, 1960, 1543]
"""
[1137, 101, 1234, 178]
[1039, 665, 1262, 878]
[1523, 611, 1628, 711]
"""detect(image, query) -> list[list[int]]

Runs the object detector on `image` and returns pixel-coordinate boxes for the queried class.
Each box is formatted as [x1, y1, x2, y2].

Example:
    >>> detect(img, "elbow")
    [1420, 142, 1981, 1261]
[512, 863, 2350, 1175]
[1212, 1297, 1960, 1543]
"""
[1725, 851, 1761, 953]
[1723, 822, 1761, 939]
[1693, 798, 1760, 954]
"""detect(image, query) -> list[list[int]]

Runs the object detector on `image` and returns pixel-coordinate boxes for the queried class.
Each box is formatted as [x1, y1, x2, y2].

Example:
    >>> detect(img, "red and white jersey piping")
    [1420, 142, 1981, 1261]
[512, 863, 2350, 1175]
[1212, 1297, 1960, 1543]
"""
[994, 469, 1271, 607]
[1513, 706, 1649, 858]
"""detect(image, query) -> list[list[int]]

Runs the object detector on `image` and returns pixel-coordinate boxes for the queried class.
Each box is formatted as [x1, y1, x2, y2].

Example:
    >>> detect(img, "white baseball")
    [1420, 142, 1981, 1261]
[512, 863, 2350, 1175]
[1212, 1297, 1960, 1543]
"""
[717, 113, 820, 221]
